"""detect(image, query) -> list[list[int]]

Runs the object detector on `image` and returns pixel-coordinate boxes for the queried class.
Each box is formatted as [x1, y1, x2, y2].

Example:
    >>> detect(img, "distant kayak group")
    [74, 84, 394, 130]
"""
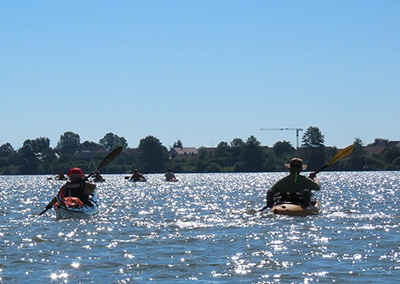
[39, 145, 354, 219]
[124, 168, 178, 182]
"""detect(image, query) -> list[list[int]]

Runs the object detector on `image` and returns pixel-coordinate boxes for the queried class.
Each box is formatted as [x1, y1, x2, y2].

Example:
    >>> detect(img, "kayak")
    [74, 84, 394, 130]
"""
[271, 200, 321, 217]
[55, 194, 99, 219]
[47, 176, 67, 181]
[166, 178, 178, 182]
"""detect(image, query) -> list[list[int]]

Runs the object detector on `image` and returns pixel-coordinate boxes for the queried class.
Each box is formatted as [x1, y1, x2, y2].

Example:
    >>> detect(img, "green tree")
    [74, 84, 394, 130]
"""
[235, 136, 265, 172]
[229, 138, 244, 165]
[81, 141, 104, 151]
[27, 137, 51, 153]
[273, 141, 295, 158]
[271, 141, 295, 171]
[301, 126, 326, 170]
[382, 146, 400, 165]
[344, 138, 366, 170]
[26, 137, 58, 173]
[172, 140, 183, 148]
[56, 131, 81, 153]
[39, 148, 59, 174]
[364, 154, 386, 170]
[137, 136, 169, 173]
[264, 149, 280, 171]
[215, 141, 232, 167]
[0, 143, 17, 173]
[17, 140, 41, 174]
[0, 143, 15, 156]
[390, 156, 400, 170]
[194, 147, 212, 172]
[301, 126, 325, 148]
[207, 162, 223, 172]
[99, 132, 128, 151]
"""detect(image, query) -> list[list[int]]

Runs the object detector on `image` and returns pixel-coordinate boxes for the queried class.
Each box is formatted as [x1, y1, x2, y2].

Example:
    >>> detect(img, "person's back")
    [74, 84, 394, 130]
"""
[131, 170, 146, 181]
[165, 169, 176, 181]
[61, 168, 96, 204]
[63, 179, 88, 203]
[267, 158, 320, 207]
[270, 173, 320, 194]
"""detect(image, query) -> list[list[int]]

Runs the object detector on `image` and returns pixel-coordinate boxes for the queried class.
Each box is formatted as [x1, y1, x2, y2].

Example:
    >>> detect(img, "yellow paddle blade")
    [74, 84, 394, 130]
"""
[327, 145, 354, 166]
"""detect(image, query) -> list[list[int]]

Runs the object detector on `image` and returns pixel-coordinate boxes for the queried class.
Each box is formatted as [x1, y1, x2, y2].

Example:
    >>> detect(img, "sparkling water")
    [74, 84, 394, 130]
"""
[1, 172, 399, 283]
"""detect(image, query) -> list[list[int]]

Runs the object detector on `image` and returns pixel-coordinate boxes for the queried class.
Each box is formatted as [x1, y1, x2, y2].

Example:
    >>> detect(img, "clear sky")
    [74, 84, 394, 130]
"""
[1, 1, 399, 150]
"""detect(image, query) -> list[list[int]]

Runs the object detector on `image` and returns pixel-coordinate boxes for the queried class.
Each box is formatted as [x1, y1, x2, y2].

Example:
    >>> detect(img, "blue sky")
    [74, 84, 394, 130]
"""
[1, 1, 399, 150]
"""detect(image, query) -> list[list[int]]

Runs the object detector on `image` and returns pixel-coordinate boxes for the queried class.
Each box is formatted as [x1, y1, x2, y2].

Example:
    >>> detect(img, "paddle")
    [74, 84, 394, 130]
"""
[255, 145, 354, 213]
[85, 145, 123, 180]
[38, 146, 123, 216]
[314, 144, 354, 174]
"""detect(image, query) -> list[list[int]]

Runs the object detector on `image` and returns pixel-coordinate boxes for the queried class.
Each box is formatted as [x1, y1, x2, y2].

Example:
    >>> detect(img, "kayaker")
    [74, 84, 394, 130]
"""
[55, 172, 66, 180]
[93, 171, 105, 182]
[266, 158, 320, 208]
[165, 169, 176, 181]
[45, 167, 96, 210]
[130, 170, 146, 182]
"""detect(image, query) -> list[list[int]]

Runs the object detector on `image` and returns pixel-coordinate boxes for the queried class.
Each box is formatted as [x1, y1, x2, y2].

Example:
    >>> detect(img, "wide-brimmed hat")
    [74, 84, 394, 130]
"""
[285, 158, 307, 171]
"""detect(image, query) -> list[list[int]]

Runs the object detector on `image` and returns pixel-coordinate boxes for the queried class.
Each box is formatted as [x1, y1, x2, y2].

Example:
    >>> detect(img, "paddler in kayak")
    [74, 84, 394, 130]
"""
[165, 169, 176, 181]
[130, 170, 146, 182]
[266, 158, 320, 208]
[54, 172, 66, 180]
[44, 167, 96, 211]
[93, 171, 105, 182]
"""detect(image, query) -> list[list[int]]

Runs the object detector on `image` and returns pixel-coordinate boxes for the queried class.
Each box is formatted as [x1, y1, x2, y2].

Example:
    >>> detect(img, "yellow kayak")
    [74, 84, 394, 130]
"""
[270, 200, 321, 217]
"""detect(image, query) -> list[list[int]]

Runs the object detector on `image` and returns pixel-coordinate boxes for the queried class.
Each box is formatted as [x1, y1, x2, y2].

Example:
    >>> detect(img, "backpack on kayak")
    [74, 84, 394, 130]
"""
[54, 189, 84, 209]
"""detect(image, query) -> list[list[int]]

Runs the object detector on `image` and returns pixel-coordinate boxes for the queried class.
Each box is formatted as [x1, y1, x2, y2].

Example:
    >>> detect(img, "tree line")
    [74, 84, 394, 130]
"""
[1, 127, 400, 175]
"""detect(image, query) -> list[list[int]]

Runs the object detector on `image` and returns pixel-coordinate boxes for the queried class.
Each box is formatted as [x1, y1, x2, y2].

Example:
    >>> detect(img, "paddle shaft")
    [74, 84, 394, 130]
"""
[39, 146, 123, 215]
[258, 145, 354, 212]
[86, 146, 123, 180]
[258, 205, 269, 212]
[38, 207, 49, 216]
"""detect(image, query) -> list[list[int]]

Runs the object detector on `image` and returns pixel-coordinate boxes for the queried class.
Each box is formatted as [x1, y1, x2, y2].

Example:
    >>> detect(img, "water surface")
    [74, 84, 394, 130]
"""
[1, 172, 399, 283]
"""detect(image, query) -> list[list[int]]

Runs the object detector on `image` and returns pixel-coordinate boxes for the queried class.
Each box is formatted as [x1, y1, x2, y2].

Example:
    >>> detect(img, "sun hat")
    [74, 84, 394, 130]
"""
[285, 158, 307, 171]
[67, 167, 85, 178]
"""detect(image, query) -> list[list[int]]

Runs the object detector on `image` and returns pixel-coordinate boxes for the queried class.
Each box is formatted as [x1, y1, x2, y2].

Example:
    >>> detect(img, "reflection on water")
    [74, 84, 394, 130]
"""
[1, 172, 400, 282]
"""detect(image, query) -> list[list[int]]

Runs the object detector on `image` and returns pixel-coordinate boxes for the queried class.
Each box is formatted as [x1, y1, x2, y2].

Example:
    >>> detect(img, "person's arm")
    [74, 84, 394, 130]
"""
[84, 182, 96, 195]
[307, 173, 321, 190]
[46, 184, 65, 209]
[46, 197, 57, 209]
[269, 181, 280, 194]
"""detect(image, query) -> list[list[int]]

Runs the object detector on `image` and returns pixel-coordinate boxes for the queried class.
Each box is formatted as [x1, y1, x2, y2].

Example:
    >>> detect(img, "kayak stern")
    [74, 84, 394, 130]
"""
[271, 200, 321, 217]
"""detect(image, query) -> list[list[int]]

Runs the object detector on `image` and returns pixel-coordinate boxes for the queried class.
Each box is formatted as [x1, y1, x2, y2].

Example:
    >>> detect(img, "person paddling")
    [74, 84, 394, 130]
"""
[164, 169, 176, 181]
[266, 158, 320, 208]
[55, 172, 66, 180]
[130, 170, 146, 182]
[44, 167, 96, 211]
[93, 171, 105, 182]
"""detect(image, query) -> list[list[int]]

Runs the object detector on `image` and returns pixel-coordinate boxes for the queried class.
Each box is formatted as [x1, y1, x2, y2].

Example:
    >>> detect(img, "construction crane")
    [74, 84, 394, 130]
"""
[260, 128, 303, 149]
